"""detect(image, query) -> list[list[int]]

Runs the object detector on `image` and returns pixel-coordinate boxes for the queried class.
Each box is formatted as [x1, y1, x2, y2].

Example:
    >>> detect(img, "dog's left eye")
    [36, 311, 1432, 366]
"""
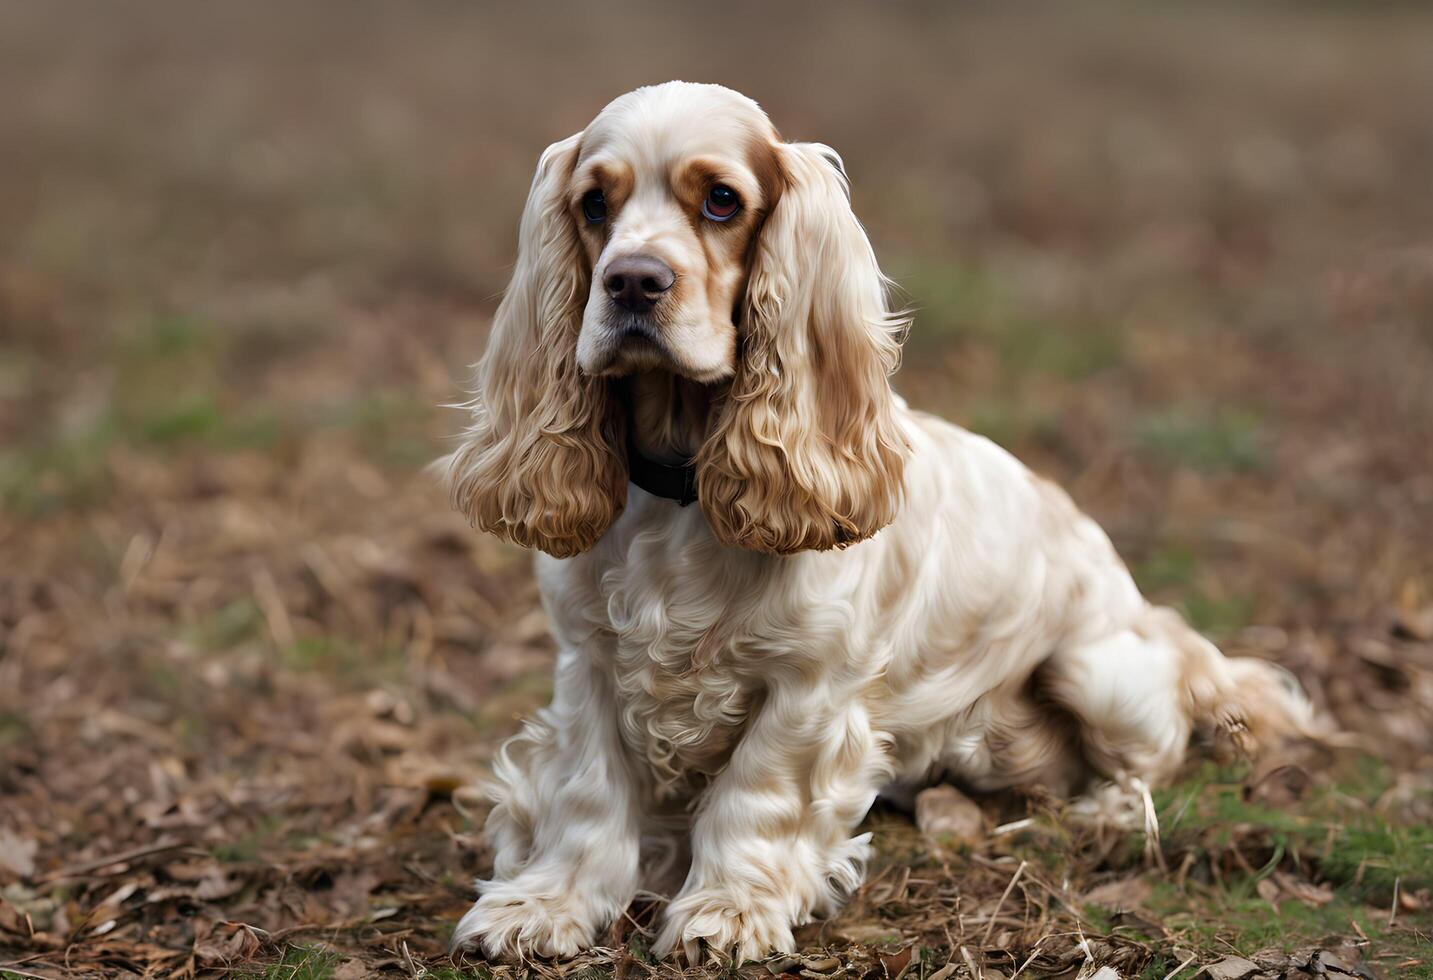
[702, 185, 741, 222]
[581, 190, 606, 223]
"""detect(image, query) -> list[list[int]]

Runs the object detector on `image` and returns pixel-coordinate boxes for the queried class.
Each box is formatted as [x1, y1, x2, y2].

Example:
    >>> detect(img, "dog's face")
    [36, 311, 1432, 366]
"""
[445, 81, 910, 557]
[571, 86, 781, 383]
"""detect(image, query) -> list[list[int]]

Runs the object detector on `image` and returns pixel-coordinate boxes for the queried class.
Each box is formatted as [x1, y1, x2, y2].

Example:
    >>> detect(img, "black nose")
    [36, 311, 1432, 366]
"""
[604, 254, 675, 314]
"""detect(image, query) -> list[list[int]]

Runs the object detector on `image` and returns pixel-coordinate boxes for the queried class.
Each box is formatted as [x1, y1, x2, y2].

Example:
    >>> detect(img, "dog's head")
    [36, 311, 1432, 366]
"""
[445, 82, 909, 557]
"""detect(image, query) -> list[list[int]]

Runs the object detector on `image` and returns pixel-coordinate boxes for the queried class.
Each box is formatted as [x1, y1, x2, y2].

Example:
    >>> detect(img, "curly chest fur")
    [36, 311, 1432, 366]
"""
[583, 530, 792, 796]
[610, 638, 759, 796]
[604, 583, 775, 795]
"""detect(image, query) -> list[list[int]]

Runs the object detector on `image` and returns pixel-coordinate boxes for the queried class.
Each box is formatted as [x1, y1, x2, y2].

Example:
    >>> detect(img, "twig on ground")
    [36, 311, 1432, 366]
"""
[1163, 952, 1197, 980]
[982, 860, 1027, 945]
[1009, 938, 1044, 979]
[36, 839, 188, 883]
[959, 945, 981, 980]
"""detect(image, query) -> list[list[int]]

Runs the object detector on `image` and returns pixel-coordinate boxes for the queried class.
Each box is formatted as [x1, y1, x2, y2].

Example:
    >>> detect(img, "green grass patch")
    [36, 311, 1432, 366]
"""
[1146, 878, 1433, 977]
[1132, 407, 1267, 473]
[1134, 546, 1199, 594]
[1133, 959, 1186, 980]
[1133, 546, 1254, 637]
[138, 393, 225, 443]
[180, 605, 404, 689]
[130, 393, 278, 449]
[1, 313, 286, 517]
[423, 968, 494, 980]
[468, 670, 556, 736]
[1179, 591, 1255, 637]
[1148, 881, 1376, 952]
[0, 711, 30, 747]
[284, 636, 370, 674]
[999, 322, 1124, 381]
[1322, 821, 1433, 899]
[893, 258, 1124, 380]
[1151, 760, 1432, 901]
[122, 314, 214, 360]
[0, 400, 280, 518]
[187, 599, 265, 650]
[108, 313, 289, 451]
[1100, 759, 1433, 970]
[861, 759, 1431, 974]
[0, 420, 117, 517]
[890, 260, 1007, 345]
[213, 814, 286, 865]
[312, 390, 435, 468]
[964, 400, 1063, 451]
[0, 347, 41, 402]
[241, 944, 340, 980]
[280, 635, 406, 688]
[283, 636, 348, 671]
[1, 310, 438, 519]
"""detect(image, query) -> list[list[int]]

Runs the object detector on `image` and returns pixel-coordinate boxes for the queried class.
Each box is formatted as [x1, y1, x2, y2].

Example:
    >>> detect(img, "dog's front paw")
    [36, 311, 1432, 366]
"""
[654, 887, 796, 965]
[450, 880, 597, 960]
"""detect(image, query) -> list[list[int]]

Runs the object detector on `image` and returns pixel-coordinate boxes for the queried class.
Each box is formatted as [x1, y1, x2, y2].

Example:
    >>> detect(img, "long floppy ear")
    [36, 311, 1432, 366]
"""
[443, 134, 626, 558]
[696, 142, 909, 555]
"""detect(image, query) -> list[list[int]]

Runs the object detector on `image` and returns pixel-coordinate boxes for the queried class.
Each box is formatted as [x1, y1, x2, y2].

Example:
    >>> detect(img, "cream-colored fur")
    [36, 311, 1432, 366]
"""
[444, 82, 1313, 964]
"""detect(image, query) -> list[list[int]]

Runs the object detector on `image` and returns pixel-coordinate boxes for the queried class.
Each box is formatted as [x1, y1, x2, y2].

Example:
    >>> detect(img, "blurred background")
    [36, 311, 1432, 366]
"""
[2, 3, 1431, 977]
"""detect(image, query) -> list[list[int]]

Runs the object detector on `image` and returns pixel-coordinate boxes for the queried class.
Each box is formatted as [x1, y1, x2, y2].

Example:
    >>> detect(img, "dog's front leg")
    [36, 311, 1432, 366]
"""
[452, 647, 642, 960]
[654, 691, 887, 964]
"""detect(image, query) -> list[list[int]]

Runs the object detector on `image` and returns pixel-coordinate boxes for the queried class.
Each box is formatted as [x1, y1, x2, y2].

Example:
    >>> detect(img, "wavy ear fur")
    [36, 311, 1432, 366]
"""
[696, 143, 909, 555]
[443, 134, 626, 558]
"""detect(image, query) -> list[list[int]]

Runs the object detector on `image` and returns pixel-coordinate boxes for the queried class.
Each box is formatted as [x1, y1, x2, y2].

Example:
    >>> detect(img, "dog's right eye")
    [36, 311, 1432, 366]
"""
[581, 190, 606, 223]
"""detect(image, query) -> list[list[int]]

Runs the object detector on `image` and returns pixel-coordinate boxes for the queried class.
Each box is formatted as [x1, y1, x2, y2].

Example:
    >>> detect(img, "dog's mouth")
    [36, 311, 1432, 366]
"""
[585, 316, 674, 377]
[579, 310, 736, 384]
[610, 313, 663, 347]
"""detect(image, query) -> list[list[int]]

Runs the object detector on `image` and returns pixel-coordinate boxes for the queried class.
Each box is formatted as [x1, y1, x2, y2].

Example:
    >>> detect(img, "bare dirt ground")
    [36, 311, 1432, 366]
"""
[2, 3, 1432, 978]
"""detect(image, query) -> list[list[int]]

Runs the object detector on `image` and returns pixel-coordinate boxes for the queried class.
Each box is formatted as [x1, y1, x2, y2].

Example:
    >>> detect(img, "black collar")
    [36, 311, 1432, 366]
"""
[627, 441, 699, 506]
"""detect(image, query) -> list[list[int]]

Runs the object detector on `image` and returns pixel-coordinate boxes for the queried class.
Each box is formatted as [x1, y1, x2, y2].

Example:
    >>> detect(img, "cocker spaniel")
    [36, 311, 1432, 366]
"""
[443, 81, 1313, 963]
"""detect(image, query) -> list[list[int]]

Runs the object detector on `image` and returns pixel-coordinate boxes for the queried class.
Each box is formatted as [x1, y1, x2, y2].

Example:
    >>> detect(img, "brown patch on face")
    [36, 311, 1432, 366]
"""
[671, 156, 723, 218]
[571, 160, 634, 262]
[669, 139, 785, 334]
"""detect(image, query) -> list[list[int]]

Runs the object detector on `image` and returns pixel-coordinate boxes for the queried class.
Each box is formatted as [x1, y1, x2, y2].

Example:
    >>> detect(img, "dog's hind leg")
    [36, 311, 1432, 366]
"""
[1040, 605, 1315, 794]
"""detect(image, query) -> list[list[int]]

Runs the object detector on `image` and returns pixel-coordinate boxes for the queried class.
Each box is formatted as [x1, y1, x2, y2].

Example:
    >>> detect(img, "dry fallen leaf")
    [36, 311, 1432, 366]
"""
[879, 944, 914, 979]
[1202, 955, 1260, 980]
[334, 958, 370, 980]
[1256, 876, 1281, 912]
[1391, 604, 1433, 641]
[1272, 871, 1334, 907]
[0, 896, 31, 936]
[1246, 764, 1312, 807]
[914, 785, 985, 842]
[831, 922, 905, 944]
[192, 919, 264, 968]
[0, 827, 37, 879]
[1083, 876, 1152, 910]
[1111, 908, 1168, 939]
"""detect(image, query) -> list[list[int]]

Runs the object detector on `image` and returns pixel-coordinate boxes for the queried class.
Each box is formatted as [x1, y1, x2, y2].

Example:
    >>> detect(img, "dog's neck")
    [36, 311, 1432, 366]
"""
[620, 370, 717, 464]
